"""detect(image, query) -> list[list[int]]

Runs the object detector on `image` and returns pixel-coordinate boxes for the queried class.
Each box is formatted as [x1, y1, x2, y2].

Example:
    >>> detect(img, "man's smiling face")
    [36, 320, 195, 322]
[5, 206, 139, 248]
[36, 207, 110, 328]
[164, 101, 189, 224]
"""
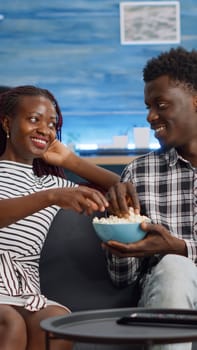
[144, 75, 197, 149]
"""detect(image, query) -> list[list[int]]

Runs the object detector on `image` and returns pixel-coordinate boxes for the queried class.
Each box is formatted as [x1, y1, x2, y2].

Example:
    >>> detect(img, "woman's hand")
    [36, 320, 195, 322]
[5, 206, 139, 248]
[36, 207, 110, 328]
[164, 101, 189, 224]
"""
[51, 185, 109, 215]
[42, 140, 71, 167]
[106, 182, 140, 217]
[102, 222, 187, 257]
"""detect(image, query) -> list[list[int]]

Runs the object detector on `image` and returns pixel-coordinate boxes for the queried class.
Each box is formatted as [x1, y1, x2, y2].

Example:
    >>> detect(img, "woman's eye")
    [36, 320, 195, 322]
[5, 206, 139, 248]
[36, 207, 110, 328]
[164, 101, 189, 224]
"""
[30, 116, 37, 123]
[48, 121, 57, 129]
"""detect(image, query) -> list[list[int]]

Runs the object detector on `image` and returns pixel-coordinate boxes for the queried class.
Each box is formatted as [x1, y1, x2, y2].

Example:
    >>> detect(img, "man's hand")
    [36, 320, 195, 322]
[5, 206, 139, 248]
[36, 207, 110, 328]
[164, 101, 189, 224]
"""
[102, 221, 187, 257]
[106, 182, 140, 217]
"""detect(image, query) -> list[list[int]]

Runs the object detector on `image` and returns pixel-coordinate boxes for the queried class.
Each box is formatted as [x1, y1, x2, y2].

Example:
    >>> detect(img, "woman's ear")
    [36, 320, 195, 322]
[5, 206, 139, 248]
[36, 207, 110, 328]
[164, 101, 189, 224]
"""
[194, 95, 197, 112]
[1, 116, 10, 138]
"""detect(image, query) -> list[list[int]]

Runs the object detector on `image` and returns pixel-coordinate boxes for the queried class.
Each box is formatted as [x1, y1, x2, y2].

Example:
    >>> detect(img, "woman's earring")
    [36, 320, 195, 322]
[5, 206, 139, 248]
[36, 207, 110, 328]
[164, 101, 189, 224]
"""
[6, 131, 10, 139]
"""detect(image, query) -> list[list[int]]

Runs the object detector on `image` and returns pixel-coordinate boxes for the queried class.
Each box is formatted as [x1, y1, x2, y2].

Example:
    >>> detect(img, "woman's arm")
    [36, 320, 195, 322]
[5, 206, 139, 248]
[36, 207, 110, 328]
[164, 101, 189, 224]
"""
[42, 140, 120, 191]
[63, 152, 120, 190]
[0, 186, 108, 228]
[42, 141, 140, 216]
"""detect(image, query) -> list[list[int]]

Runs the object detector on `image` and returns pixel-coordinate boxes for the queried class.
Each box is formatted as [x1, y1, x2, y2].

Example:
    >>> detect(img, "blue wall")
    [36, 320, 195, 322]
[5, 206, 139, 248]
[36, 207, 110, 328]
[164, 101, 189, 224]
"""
[0, 0, 196, 149]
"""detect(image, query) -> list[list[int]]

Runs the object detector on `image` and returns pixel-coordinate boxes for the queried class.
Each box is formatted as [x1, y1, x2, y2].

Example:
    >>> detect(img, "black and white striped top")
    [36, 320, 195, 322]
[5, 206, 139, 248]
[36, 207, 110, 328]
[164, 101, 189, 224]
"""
[0, 160, 74, 311]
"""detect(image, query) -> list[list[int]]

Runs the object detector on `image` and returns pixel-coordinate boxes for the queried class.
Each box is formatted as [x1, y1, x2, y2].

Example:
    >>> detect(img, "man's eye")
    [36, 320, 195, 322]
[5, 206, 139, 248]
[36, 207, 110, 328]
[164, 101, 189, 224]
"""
[158, 102, 167, 109]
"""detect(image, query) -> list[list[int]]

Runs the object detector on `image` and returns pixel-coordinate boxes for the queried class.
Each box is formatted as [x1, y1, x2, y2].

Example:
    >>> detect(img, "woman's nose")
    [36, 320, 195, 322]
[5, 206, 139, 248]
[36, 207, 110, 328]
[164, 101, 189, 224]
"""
[37, 121, 50, 135]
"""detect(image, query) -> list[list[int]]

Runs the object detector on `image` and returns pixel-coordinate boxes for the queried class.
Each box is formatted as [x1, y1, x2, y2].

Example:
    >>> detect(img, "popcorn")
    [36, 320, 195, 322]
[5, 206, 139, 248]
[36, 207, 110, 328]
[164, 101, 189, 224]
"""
[93, 207, 149, 224]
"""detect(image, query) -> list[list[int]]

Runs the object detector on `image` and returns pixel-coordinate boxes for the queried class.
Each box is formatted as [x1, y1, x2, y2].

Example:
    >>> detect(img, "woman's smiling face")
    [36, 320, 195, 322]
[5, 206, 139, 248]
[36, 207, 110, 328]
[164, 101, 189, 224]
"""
[2, 95, 57, 164]
[144, 75, 197, 149]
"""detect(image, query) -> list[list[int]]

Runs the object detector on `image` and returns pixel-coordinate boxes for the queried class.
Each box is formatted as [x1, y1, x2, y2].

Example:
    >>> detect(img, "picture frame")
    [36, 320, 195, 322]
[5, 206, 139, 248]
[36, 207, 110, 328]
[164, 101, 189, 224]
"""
[120, 1, 181, 45]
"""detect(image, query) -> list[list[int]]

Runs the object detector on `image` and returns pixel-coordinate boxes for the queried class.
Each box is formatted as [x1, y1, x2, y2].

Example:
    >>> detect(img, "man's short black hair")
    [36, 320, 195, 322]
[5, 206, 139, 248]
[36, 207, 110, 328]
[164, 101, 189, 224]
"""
[143, 47, 197, 92]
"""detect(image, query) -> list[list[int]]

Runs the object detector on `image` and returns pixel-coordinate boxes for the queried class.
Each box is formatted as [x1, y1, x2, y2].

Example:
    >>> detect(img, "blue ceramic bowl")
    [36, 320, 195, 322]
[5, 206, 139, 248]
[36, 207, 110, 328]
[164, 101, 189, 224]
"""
[92, 221, 147, 244]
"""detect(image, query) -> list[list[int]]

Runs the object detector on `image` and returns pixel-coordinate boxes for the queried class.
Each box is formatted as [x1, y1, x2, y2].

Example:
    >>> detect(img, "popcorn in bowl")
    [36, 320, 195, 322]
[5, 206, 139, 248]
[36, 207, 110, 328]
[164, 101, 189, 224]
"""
[92, 208, 150, 243]
[93, 207, 149, 224]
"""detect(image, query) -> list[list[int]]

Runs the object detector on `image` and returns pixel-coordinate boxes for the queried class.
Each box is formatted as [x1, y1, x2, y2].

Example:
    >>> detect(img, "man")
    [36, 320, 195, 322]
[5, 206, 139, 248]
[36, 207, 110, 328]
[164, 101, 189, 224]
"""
[103, 47, 197, 350]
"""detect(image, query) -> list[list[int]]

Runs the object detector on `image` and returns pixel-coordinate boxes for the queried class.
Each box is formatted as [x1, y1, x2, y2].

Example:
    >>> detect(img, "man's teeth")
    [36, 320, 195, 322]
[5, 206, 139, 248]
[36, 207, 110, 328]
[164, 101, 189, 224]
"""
[155, 126, 165, 132]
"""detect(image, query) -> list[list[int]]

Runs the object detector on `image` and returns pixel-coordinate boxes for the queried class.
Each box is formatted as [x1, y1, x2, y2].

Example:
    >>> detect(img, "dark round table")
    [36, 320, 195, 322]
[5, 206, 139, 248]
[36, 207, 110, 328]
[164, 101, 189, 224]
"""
[40, 307, 197, 350]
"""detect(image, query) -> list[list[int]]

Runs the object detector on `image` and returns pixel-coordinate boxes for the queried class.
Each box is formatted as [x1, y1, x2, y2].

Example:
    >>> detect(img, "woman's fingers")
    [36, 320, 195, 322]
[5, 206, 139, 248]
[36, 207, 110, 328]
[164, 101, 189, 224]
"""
[64, 186, 108, 214]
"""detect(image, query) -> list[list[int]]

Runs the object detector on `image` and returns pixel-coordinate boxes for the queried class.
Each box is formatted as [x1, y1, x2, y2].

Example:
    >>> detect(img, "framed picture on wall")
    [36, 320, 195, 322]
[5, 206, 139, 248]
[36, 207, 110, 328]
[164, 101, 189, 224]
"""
[120, 1, 181, 45]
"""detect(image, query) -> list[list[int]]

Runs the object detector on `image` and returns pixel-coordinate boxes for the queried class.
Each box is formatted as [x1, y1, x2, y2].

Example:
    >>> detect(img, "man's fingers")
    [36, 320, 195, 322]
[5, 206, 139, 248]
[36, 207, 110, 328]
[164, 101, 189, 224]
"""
[124, 182, 140, 214]
[106, 182, 140, 217]
[106, 184, 130, 217]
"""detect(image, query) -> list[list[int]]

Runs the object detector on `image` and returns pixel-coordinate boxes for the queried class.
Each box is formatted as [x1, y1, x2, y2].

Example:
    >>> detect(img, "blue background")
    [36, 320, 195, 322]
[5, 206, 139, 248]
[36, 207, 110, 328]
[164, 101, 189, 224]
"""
[0, 0, 196, 149]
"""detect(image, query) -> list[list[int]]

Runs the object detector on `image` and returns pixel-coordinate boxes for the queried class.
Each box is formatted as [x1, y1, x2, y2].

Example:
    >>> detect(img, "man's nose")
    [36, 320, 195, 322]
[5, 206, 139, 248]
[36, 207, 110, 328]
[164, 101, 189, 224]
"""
[146, 109, 159, 123]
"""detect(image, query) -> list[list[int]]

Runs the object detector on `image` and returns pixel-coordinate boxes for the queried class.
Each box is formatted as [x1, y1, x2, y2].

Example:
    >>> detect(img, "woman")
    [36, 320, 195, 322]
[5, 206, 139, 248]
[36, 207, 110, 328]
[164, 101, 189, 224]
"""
[0, 85, 112, 350]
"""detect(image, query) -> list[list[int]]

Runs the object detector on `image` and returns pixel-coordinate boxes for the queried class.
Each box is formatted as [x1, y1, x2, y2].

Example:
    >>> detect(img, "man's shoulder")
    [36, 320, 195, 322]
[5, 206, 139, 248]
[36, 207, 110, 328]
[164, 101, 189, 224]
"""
[121, 148, 176, 181]
[125, 148, 174, 173]
[131, 148, 163, 165]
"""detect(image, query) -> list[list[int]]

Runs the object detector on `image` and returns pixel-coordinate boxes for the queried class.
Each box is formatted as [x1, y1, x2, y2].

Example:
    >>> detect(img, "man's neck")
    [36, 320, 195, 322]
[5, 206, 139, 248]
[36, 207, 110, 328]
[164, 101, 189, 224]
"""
[177, 146, 197, 167]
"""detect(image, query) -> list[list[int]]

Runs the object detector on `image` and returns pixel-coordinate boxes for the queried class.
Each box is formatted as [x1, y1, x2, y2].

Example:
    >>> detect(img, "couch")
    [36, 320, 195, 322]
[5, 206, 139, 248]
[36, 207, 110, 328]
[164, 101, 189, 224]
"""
[39, 208, 140, 349]
[40, 209, 197, 350]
